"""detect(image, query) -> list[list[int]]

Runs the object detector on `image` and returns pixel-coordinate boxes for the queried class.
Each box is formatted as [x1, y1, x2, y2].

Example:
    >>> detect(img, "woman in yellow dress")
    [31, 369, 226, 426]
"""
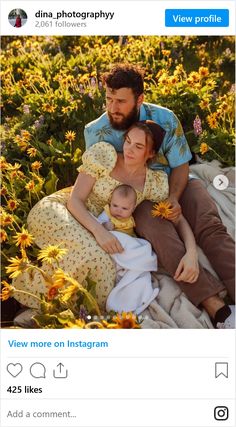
[13, 121, 200, 311]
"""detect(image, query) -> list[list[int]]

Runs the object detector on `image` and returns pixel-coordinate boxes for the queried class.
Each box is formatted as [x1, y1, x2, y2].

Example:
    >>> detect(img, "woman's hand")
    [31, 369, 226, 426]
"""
[94, 227, 124, 254]
[174, 251, 199, 283]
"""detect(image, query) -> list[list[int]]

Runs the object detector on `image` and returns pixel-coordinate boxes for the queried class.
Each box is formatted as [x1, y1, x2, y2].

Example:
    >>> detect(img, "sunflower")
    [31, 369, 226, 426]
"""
[1, 213, 14, 227]
[47, 283, 64, 300]
[65, 319, 86, 329]
[59, 284, 79, 304]
[27, 147, 37, 157]
[52, 268, 69, 287]
[6, 255, 32, 279]
[0, 229, 7, 243]
[25, 181, 35, 191]
[13, 228, 34, 249]
[207, 113, 218, 129]
[0, 281, 16, 301]
[65, 130, 76, 142]
[42, 104, 56, 113]
[37, 245, 68, 264]
[199, 143, 209, 155]
[199, 67, 209, 78]
[0, 187, 8, 196]
[21, 130, 31, 141]
[151, 201, 173, 219]
[199, 99, 210, 110]
[111, 312, 140, 329]
[219, 102, 230, 112]
[62, 106, 70, 114]
[85, 321, 104, 329]
[0, 156, 8, 170]
[7, 199, 18, 211]
[31, 161, 42, 171]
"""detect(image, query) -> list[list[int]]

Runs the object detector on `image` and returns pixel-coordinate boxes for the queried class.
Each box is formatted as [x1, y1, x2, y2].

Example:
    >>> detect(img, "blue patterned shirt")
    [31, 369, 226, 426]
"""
[84, 102, 192, 175]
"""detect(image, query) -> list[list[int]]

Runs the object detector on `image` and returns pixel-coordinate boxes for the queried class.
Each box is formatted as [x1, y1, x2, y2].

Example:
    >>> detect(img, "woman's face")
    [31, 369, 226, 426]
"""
[123, 127, 155, 166]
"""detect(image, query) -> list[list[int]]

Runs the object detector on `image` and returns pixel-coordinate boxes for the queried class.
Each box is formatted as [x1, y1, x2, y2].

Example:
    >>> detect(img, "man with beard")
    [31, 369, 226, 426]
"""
[84, 64, 235, 328]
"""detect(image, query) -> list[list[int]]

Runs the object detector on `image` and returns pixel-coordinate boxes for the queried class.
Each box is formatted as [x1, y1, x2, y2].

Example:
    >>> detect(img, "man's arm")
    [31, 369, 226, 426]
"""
[167, 163, 189, 221]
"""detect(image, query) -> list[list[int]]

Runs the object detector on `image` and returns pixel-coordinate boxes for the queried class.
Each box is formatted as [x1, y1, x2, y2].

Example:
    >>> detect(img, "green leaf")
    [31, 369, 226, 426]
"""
[44, 169, 59, 195]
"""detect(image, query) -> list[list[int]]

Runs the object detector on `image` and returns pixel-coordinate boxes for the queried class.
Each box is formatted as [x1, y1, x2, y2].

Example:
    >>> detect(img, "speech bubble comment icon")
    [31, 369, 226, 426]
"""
[30, 362, 46, 378]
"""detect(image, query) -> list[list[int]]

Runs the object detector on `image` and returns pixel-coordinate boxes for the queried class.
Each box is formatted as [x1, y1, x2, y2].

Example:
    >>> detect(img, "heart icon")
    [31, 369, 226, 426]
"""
[7, 363, 23, 377]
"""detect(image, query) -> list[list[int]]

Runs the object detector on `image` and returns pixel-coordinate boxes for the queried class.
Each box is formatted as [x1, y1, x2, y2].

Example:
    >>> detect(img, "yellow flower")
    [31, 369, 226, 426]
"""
[6, 255, 32, 279]
[0, 187, 8, 196]
[25, 181, 35, 191]
[5, 162, 21, 171]
[18, 139, 28, 151]
[42, 104, 56, 113]
[199, 143, 209, 155]
[1, 213, 14, 227]
[7, 199, 18, 211]
[65, 130, 76, 142]
[61, 106, 70, 114]
[27, 148, 37, 157]
[199, 99, 210, 110]
[151, 201, 173, 219]
[85, 321, 104, 329]
[111, 312, 140, 329]
[21, 130, 31, 141]
[37, 245, 68, 264]
[31, 161, 42, 171]
[207, 80, 216, 89]
[47, 283, 64, 300]
[170, 76, 178, 84]
[52, 268, 69, 287]
[59, 284, 79, 303]
[189, 72, 200, 82]
[219, 102, 230, 112]
[13, 228, 34, 249]
[199, 67, 209, 78]
[0, 281, 16, 301]
[0, 156, 8, 170]
[0, 229, 7, 243]
[66, 319, 86, 329]
[207, 113, 218, 129]
[161, 50, 171, 56]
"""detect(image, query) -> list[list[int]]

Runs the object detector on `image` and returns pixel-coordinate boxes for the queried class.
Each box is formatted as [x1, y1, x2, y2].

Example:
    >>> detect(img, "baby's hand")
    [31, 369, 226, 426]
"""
[103, 221, 115, 231]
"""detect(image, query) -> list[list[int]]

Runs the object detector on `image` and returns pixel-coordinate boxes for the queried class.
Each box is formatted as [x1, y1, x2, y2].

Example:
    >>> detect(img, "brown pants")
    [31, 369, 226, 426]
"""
[133, 180, 235, 306]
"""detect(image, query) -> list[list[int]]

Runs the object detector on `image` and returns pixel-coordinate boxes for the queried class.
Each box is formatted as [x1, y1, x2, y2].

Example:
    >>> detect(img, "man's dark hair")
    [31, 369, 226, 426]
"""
[102, 64, 144, 98]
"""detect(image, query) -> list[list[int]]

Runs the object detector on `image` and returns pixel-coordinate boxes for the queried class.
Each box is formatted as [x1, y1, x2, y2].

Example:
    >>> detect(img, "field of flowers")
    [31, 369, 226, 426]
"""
[0, 36, 235, 327]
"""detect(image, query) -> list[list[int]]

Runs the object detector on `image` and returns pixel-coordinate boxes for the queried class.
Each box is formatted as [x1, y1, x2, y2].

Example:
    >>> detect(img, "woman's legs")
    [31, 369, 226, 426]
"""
[13, 192, 116, 310]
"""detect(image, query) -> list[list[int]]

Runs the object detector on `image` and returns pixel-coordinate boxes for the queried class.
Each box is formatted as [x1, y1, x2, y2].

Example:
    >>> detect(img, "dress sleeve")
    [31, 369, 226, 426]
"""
[148, 170, 169, 202]
[77, 142, 117, 179]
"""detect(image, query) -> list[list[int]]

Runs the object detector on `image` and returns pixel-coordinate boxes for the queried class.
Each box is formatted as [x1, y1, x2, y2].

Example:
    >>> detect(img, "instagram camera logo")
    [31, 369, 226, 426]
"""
[214, 406, 229, 421]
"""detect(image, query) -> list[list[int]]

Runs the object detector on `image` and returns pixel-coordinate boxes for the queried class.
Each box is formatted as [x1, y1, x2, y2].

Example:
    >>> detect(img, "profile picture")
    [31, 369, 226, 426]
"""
[8, 9, 27, 28]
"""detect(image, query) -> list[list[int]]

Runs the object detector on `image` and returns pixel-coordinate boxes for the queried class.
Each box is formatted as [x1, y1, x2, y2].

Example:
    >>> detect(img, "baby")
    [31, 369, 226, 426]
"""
[97, 184, 137, 237]
[97, 184, 158, 315]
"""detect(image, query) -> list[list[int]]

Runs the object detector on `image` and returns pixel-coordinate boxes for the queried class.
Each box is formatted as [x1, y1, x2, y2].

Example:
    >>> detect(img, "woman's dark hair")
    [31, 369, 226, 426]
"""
[102, 64, 144, 98]
[124, 120, 166, 153]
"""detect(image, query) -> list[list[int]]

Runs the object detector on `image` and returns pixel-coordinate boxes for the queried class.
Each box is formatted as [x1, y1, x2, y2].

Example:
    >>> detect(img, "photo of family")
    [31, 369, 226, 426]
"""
[1, 36, 235, 329]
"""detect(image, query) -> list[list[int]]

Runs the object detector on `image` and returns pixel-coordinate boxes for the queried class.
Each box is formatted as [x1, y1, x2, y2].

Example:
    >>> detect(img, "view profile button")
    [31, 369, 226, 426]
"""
[165, 10, 229, 27]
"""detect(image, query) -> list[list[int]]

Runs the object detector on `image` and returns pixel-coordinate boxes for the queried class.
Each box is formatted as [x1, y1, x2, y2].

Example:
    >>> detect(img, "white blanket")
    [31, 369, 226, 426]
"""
[140, 162, 235, 329]
[106, 231, 159, 314]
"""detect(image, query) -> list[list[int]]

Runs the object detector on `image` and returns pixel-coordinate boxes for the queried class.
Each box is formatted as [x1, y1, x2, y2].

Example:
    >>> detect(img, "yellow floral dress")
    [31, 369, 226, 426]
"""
[13, 142, 168, 310]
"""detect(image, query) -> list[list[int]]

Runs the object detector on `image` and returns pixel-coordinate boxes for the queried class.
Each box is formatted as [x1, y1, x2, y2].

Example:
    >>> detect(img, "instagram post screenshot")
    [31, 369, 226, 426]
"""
[0, 1, 235, 426]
